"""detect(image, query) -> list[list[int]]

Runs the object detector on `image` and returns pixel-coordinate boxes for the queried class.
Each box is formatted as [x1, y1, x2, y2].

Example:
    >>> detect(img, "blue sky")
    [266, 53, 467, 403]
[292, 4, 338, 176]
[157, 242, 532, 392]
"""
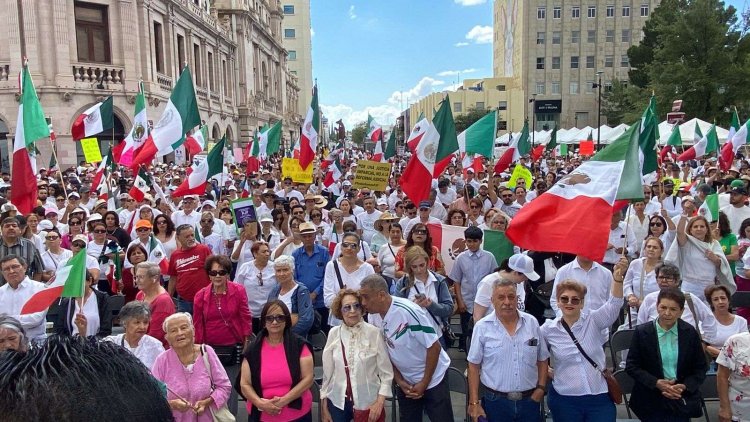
[311, 0, 748, 128]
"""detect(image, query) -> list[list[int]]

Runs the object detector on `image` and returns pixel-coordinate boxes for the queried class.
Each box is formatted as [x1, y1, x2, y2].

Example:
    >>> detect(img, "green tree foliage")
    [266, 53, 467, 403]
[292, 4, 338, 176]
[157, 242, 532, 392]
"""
[454, 107, 492, 133]
[350, 122, 367, 145]
[601, 81, 648, 125]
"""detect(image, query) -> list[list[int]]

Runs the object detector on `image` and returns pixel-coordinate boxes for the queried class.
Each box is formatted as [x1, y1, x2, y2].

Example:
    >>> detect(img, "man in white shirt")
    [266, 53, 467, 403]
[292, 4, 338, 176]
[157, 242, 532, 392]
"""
[0, 255, 47, 341]
[642, 185, 662, 216]
[721, 182, 750, 235]
[660, 179, 683, 217]
[118, 193, 138, 226]
[550, 255, 613, 317]
[171, 195, 202, 228]
[355, 197, 382, 243]
[360, 274, 454, 422]
[436, 179, 456, 208]
[275, 177, 304, 201]
[467, 278, 549, 422]
[404, 201, 442, 239]
[603, 210, 638, 267]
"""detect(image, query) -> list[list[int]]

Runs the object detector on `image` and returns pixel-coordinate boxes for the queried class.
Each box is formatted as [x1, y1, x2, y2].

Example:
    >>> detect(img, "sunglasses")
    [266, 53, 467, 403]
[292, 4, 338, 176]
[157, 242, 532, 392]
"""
[69, 221, 81, 226]
[293, 211, 305, 215]
[72, 242, 86, 248]
[558, 296, 581, 305]
[342, 303, 362, 313]
[265, 315, 286, 324]
[650, 222, 663, 227]
[156, 220, 167, 225]
[257, 273, 263, 286]
[136, 228, 150, 232]
[413, 230, 427, 235]
[46, 235, 60, 240]
[93, 230, 106, 234]
[341, 242, 358, 250]
[208, 270, 228, 277]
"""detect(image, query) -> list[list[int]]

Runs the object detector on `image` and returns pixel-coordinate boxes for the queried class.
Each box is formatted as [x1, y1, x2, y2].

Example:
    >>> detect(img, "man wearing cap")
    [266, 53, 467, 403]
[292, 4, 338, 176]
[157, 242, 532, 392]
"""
[721, 180, 750, 235]
[167, 224, 212, 314]
[473, 254, 541, 322]
[201, 200, 230, 241]
[335, 181, 354, 207]
[404, 200, 442, 239]
[276, 177, 304, 202]
[449, 226, 498, 353]
[117, 194, 137, 226]
[355, 196, 382, 244]
[172, 195, 202, 228]
[465, 168, 480, 191]
[467, 277, 549, 422]
[550, 255, 613, 319]
[659, 179, 683, 218]
[292, 222, 331, 331]
[79, 187, 96, 212]
[0, 217, 44, 284]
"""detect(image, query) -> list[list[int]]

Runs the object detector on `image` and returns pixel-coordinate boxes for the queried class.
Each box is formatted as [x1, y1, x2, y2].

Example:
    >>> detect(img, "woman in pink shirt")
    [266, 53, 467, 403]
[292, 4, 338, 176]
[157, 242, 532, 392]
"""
[239, 300, 314, 421]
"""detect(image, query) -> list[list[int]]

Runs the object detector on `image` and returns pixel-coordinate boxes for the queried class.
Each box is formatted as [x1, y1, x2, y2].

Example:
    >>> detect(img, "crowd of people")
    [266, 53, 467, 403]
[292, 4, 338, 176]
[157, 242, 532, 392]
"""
[1, 148, 750, 422]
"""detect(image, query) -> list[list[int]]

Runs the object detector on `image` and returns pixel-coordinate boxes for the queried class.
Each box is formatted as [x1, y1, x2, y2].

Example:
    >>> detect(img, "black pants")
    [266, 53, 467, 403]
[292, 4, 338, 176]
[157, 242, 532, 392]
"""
[316, 307, 330, 335]
[396, 375, 454, 422]
[459, 311, 473, 351]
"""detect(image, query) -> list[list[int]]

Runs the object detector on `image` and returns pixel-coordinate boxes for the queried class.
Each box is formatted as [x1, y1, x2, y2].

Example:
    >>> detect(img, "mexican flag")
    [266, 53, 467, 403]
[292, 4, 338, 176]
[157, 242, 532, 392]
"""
[372, 134, 384, 162]
[401, 95, 459, 203]
[460, 110, 496, 159]
[660, 124, 682, 162]
[720, 111, 748, 171]
[483, 229, 515, 266]
[698, 193, 719, 223]
[13, 64, 49, 215]
[71, 96, 114, 141]
[545, 125, 567, 157]
[256, 120, 282, 159]
[639, 95, 659, 174]
[184, 124, 208, 156]
[21, 250, 87, 314]
[328, 225, 339, 256]
[506, 123, 644, 262]
[678, 123, 718, 162]
[91, 149, 115, 200]
[324, 159, 343, 188]
[426, 223, 467, 276]
[129, 167, 152, 202]
[406, 115, 428, 153]
[149, 235, 170, 273]
[130, 67, 201, 169]
[119, 82, 149, 166]
[172, 136, 225, 197]
[367, 114, 383, 143]
[494, 120, 531, 174]
[299, 85, 319, 170]
[384, 130, 397, 160]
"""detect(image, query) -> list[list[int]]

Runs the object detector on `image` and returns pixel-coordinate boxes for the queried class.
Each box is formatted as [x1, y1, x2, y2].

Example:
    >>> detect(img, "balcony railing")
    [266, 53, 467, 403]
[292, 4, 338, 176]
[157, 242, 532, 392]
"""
[72, 64, 125, 85]
[196, 86, 208, 98]
[210, 92, 220, 102]
[157, 73, 173, 92]
[0, 63, 9, 81]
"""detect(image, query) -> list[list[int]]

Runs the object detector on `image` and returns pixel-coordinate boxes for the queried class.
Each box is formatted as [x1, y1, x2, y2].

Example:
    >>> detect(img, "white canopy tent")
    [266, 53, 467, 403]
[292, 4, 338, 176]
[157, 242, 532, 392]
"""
[656, 118, 729, 145]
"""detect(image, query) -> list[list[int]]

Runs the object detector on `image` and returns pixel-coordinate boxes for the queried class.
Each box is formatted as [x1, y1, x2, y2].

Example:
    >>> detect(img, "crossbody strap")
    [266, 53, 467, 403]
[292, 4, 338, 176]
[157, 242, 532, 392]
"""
[413, 274, 443, 328]
[200, 344, 216, 390]
[340, 336, 354, 402]
[560, 319, 601, 372]
[684, 295, 704, 342]
[333, 260, 345, 289]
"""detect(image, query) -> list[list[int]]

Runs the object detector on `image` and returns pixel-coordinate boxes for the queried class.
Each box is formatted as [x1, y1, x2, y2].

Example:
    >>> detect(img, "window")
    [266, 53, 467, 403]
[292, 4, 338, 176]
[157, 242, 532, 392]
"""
[537, 32, 545, 45]
[571, 31, 580, 43]
[641, 4, 649, 16]
[572, 6, 580, 18]
[284, 28, 295, 38]
[607, 5, 615, 17]
[587, 30, 596, 43]
[497, 85, 506, 91]
[288, 50, 297, 60]
[454, 102, 462, 112]
[153, 21, 164, 73]
[290, 70, 297, 75]
[588, 6, 596, 18]
[536, 82, 546, 95]
[552, 31, 561, 44]
[604, 82, 613, 92]
[571, 56, 579, 68]
[621, 54, 630, 67]
[576, 112, 590, 125]
[498, 101, 507, 110]
[193, 43, 202, 86]
[475, 102, 485, 110]
[283, 5, 294, 14]
[553, 6, 561, 19]
[222, 59, 229, 95]
[552, 56, 561, 69]
[622, 29, 631, 42]
[606, 30, 615, 42]
[605, 55, 614, 67]
[586, 81, 595, 93]
[551, 81, 561, 94]
[536, 57, 545, 70]
[498, 121, 508, 131]
[177, 35, 185, 74]
[537, 7, 546, 19]
[75, 2, 111, 63]
[570, 81, 579, 94]
[622, 5, 631, 17]
[586, 56, 595, 68]
[207, 51, 214, 90]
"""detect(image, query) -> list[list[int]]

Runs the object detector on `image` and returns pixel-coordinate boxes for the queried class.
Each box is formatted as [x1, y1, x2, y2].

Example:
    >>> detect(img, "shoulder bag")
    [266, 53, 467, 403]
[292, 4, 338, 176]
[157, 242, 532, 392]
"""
[414, 274, 457, 343]
[200, 344, 236, 422]
[201, 289, 243, 366]
[333, 259, 345, 289]
[560, 320, 623, 404]
[340, 336, 386, 422]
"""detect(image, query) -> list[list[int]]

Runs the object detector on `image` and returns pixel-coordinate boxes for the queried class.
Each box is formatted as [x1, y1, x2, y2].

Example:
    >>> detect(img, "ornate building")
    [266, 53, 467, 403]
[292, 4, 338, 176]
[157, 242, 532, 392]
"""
[0, 0, 301, 170]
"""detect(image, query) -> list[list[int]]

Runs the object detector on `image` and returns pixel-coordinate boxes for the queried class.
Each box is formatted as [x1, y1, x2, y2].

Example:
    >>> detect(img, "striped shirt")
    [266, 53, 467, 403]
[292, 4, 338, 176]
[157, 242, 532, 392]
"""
[541, 295, 623, 396]
[0, 238, 44, 285]
[449, 249, 498, 314]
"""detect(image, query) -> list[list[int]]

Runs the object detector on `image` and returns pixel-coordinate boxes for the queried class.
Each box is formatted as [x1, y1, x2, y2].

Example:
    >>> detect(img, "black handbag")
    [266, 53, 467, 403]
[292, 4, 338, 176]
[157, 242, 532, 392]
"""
[212, 343, 243, 366]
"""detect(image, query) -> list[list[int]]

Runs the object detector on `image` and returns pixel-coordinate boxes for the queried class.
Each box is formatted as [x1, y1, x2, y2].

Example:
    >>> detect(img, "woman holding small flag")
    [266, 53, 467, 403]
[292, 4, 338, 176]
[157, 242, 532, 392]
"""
[87, 221, 124, 295]
[54, 269, 111, 338]
[377, 223, 406, 285]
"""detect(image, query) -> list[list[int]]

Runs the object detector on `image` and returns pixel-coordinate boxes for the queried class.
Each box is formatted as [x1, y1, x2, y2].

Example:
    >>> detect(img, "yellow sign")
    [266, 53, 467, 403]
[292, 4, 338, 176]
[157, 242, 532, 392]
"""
[353, 160, 391, 191]
[282, 158, 313, 183]
[80, 137, 102, 163]
[508, 164, 533, 189]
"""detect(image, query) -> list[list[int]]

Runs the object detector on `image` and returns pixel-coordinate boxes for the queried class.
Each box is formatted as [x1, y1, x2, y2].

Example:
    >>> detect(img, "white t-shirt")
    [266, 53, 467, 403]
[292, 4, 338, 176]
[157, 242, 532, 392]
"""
[368, 296, 450, 388]
[42, 249, 73, 272]
[356, 210, 382, 243]
[713, 315, 749, 348]
[474, 273, 526, 316]
[104, 334, 165, 370]
[278, 284, 298, 313]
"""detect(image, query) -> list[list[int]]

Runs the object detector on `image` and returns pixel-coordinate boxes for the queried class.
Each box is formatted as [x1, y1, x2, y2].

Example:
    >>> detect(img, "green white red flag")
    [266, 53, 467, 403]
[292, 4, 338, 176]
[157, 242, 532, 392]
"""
[149, 235, 170, 273]
[184, 124, 208, 156]
[698, 193, 720, 223]
[72, 96, 114, 141]
[21, 250, 87, 314]
[129, 167, 152, 202]
[720, 110, 748, 171]
[660, 124, 682, 162]
[172, 137, 225, 197]
[494, 120, 531, 174]
[678, 123, 718, 161]
[119, 82, 149, 166]
[299, 85, 319, 170]
[426, 223, 514, 275]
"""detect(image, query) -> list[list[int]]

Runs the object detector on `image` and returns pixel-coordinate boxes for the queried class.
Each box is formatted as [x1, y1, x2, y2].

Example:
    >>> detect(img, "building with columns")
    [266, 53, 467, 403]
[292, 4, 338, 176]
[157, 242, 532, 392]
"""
[0, 0, 302, 170]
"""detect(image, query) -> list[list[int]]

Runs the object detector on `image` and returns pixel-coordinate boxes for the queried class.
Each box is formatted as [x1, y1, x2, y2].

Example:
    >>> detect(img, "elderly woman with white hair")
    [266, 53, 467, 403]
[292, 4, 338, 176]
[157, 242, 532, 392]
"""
[151, 312, 232, 421]
[267, 255, 314, 338]
[105, 301, 164, 369]
[0, 315, 29, 353]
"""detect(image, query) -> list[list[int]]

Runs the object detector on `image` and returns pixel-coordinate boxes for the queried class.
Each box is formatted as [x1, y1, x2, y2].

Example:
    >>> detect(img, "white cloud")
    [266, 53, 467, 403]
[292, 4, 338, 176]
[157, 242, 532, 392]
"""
[310, 27, 315, 37]
[453, 0, 487, 5]
[454, 42, 470, 47]
[348, 5, 357, 19]
[437, 68, 478, 77]
[465, 25, 493, 44]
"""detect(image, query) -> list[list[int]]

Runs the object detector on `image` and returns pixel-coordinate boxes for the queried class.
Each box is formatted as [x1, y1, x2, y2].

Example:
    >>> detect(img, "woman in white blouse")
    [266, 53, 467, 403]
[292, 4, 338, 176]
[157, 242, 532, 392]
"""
[540, 259, 624, 421]
[321, 289, 393, 422]
[377, 223, 406, 282]
[104, 301, 164, 369]
[705, 285, 748, 359]
[622, 236, 663, 327]
[324, 232, 375, 327]
[40, 229, 72, 282]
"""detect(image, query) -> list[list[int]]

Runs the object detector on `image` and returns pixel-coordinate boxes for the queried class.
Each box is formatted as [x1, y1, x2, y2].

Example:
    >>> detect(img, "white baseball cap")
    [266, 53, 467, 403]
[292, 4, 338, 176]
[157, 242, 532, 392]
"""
[508, 254, 540, 281]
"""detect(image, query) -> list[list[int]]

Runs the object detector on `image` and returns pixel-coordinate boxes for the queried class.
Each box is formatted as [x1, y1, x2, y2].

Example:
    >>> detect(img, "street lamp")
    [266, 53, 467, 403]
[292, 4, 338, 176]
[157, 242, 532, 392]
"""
[529, 94, 537, 148]
[593, 71, 604, 150]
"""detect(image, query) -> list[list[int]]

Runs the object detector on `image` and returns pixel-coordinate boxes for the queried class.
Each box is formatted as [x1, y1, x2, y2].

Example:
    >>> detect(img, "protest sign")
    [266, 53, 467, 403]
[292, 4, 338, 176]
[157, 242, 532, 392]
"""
[281, 157, 313, 183]
[80, 138, 102, 163]
[230, 198, 257, 234]
[353, 160, 391, 191]
[508, 164, 533, 189]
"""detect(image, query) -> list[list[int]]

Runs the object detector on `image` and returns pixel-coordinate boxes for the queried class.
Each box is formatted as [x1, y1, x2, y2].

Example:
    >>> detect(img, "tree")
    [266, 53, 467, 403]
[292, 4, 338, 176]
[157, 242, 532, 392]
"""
[350, 122, 367, 145]
[601, 80, 648, 125]
[454, 107, 492, 133]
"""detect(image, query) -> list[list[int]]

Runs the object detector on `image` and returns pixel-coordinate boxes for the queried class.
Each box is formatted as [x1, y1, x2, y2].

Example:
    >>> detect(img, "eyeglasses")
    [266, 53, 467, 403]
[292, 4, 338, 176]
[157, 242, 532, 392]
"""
[649, 223, 663, 227]
[257, 272, 263, 286]
[72, 242, 86, 248]
[341, 242, 358, 250]
[656, 275, 675, 281]
[558, 296, 581, 305]
[265, 315, 286, 324]
[208, 270, 229, 277]
[45, 235, 60, 240]
[69, 221, 81, 226]
[136, 228, 150, 232]
[200, 220, 213, 224]
[501, 194, 514, 198]
[157, 220, 167, 225]
[93, 230, 106, 234]
[342, 303, 362, 313]
[413, 230, 427, 235]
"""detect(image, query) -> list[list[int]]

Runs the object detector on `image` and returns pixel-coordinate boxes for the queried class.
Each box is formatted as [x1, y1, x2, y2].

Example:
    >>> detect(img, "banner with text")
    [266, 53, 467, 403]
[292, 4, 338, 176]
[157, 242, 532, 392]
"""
[353, 160, 391, 191]
[282, 157, 313, 183]
[80, 138, 102, 163]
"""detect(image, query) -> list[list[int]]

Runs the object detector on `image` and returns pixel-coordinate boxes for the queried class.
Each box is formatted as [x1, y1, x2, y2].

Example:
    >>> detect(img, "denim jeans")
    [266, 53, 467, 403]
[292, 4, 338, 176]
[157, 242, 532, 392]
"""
[176, 296, 193, 314]
[547, 386, 615, 422]
[396, 375, 454, 422]
[327, 399, 354, 422]
[481, 391, 542, 422]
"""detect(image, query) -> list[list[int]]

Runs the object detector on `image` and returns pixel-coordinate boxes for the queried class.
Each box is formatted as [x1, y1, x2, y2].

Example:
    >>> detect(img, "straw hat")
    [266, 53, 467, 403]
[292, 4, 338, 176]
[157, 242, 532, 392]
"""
[303, 193, 328, 208]
[374, 211, 399, 231]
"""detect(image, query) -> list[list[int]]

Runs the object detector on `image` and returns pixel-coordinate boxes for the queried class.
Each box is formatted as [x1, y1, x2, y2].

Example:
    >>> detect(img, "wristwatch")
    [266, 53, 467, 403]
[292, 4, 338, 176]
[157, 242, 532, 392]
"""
[535, 384, 547, 393]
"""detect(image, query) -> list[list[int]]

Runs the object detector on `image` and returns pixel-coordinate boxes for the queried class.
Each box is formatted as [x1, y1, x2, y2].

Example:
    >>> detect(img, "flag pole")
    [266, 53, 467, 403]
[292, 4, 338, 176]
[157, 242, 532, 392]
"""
[49, 135, 69, 199]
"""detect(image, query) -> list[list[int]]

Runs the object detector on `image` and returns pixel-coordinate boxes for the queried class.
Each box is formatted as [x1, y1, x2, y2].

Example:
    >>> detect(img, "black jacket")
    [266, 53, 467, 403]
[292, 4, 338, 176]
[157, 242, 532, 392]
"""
[625, 319, 707, 418]
[53, 289, 112, 338]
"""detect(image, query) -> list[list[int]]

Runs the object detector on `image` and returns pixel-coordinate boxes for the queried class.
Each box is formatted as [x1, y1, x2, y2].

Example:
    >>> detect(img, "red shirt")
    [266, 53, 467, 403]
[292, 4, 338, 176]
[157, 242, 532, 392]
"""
[136, 290, 175, 347]
[167, 244, 211, 302]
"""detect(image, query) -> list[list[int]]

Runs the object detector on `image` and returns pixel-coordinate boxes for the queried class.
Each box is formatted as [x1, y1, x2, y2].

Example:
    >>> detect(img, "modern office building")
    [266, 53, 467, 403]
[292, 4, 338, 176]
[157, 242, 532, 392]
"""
[280, 0, 313, 117]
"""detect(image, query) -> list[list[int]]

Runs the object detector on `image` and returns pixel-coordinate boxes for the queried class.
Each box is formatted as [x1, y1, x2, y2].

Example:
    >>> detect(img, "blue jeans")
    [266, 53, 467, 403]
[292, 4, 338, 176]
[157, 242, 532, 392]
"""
[327, 399, 354, 422]
[176, 296, 193, 314]
[482, 392, 542, 422]
[547, 386, 615, 422]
